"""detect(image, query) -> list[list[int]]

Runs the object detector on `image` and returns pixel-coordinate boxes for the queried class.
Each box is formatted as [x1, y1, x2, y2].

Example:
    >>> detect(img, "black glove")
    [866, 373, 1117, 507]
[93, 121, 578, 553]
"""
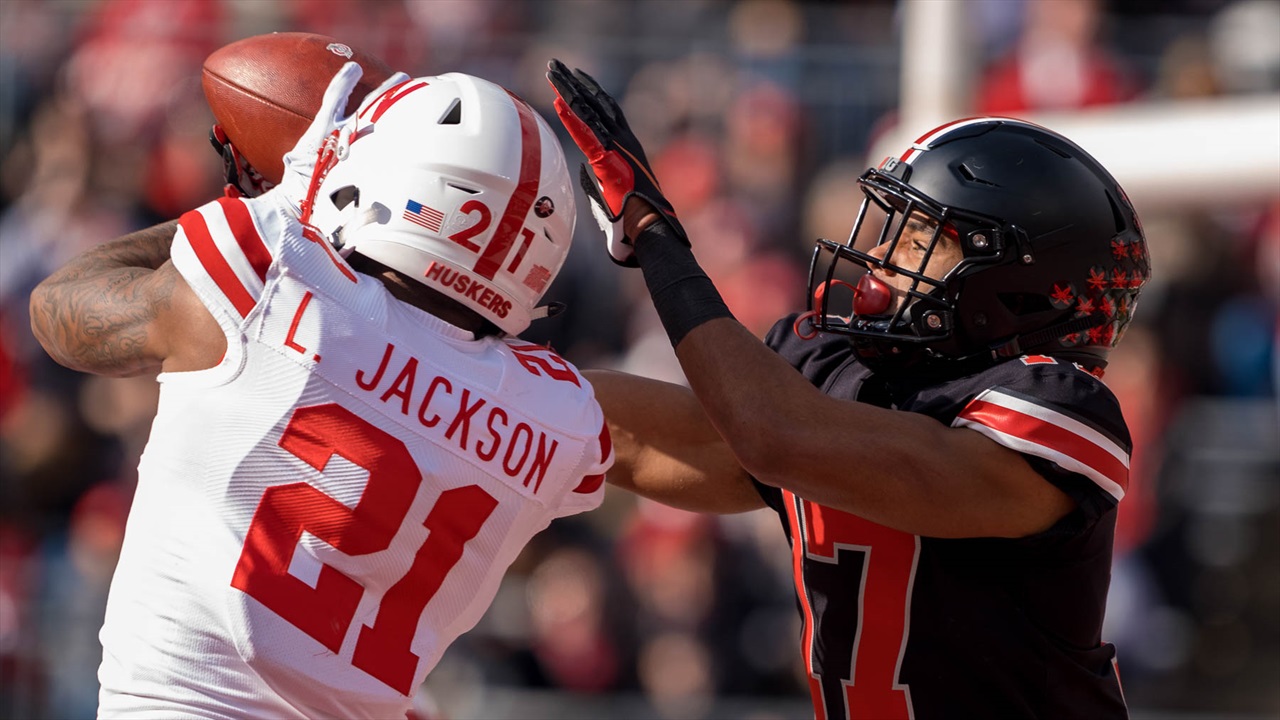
[210, 124, 273, 198]
[545, 58, 687, 267]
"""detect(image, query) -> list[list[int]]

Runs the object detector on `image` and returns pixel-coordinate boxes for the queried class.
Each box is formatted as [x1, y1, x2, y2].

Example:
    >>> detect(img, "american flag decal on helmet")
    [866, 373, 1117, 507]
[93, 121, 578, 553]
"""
[403, 199, 444, 232]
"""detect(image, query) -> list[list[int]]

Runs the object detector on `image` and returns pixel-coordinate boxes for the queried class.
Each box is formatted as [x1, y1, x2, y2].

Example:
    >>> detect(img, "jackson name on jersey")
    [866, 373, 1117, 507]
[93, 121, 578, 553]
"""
[96, 193, 612, 719]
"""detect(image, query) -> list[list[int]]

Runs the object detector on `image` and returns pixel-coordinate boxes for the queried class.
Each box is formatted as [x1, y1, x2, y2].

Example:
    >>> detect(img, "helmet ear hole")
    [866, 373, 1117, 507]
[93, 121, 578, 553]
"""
[330, 185, 359, 210]
[997, 292, 1055, 317]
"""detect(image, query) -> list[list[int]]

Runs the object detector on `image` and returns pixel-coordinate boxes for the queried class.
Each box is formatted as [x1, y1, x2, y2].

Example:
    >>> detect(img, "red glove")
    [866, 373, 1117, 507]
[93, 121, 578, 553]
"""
[546, 59, 687, 267]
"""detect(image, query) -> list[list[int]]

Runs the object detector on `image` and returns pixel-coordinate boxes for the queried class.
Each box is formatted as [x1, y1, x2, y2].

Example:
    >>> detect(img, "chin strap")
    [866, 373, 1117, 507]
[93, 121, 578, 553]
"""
[993, 312, 1107, 358]
[332, 202, 392, 254]
[530, 301, 567, 320]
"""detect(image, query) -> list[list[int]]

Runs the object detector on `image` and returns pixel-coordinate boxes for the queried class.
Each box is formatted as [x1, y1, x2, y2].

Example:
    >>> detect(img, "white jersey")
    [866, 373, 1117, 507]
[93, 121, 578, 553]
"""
[97, 194, 612, 719]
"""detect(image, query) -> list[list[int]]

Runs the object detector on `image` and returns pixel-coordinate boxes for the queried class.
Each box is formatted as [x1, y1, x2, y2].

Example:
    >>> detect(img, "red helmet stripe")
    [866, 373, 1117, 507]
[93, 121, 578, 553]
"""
[900, 117, 979, 162]
[900, 116, 1046, 164]
[910, 116, 976, 146]
[360, 80, 428, 123]
[473, 92, 542, 280]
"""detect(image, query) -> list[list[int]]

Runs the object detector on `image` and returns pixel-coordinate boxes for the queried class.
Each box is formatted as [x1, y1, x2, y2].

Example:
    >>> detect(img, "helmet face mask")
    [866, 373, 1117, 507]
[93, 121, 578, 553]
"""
[307, 73, 576, 337]
[805, 117, 1150, 372]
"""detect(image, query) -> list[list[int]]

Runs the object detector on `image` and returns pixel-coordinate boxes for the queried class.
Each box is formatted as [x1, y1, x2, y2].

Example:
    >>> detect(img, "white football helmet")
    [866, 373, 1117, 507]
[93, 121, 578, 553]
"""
[308, 72, 576, 336]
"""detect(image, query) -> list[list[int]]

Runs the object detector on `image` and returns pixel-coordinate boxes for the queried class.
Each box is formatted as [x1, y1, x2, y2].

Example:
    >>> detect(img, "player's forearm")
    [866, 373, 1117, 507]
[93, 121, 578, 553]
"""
[673, 319, 1074, 537]
[673, 323, 938, 529]
[584, 369, 763, 514]
[672, 317, 839, 478]
[626, 218, 825, 477]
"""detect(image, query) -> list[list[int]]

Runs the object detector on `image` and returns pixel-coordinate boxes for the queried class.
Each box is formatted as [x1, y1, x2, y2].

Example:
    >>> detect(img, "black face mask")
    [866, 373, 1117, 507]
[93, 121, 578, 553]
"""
[799, 118, 1149, 372]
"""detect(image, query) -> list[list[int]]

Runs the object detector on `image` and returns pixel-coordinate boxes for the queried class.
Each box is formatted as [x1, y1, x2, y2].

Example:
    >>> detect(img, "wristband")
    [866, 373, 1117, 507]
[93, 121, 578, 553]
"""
[633, 220, 734, 347]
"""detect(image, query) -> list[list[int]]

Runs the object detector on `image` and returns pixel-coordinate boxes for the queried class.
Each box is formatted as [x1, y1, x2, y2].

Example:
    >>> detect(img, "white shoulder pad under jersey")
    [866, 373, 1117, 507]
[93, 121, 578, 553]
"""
[101, 193, 612, 719]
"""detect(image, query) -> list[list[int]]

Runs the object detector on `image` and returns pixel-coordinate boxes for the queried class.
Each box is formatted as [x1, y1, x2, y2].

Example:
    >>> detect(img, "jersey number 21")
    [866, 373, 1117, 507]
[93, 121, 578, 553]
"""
[231, 402, 497, 695]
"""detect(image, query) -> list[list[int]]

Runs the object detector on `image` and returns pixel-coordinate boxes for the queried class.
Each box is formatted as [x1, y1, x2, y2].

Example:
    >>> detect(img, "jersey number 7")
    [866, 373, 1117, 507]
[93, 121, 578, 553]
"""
[783, 490, 918, 720]
[230, 403, 498, 695]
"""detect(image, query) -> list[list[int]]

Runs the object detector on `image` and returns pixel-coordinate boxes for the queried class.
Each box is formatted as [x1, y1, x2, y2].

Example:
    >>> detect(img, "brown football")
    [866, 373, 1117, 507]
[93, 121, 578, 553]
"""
[202, 32, 395, 185]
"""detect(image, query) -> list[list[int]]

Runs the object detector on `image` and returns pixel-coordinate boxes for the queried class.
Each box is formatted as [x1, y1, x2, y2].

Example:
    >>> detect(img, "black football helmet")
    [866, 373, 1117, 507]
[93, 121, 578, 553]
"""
[802, 117, 1150, 373]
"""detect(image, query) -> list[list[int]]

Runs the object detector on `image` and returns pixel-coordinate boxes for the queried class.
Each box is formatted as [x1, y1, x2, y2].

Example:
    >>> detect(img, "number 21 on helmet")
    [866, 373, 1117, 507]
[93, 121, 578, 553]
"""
[307, 73, 576, 337]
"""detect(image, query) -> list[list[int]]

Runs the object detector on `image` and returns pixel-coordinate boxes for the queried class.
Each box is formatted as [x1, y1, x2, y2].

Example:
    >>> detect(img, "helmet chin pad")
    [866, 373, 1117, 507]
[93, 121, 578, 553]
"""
[333, 202, 392, 253]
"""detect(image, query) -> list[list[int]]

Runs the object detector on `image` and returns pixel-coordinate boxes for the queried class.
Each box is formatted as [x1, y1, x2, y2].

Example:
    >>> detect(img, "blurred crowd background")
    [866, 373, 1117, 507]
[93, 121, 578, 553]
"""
[1, 1, 1277, 718]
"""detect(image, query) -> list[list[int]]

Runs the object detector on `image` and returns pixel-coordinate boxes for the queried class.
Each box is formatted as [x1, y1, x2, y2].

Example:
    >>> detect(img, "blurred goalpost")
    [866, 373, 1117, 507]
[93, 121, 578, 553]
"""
[875, 1, 1280, 213]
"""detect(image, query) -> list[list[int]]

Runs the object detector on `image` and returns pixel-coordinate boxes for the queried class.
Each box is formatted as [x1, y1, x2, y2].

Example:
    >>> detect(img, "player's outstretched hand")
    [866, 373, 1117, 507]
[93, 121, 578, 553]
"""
[546, 58, 687, 267]
[277, 61, 360, 220]
[279, 63, 408, 224]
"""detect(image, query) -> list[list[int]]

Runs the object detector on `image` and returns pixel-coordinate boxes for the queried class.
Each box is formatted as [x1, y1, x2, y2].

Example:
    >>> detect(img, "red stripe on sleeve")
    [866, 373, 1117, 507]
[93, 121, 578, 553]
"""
[473, 92, 541, 280]
[217, 196, 272, 282]
[572, 473, 604, 495]
[573, 424, 613, 494]
[597, 422, 612, 461]
[179, 208, 257, 319]
[958, 399, 1128, 494]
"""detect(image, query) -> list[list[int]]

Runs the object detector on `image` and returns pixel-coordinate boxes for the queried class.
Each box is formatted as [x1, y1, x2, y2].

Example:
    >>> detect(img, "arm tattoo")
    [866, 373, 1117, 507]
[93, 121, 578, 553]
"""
[29, 220, 181, 376]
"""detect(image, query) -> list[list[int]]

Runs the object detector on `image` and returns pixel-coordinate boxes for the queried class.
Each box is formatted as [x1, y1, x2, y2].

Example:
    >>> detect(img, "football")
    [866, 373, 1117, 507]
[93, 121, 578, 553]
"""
[202, 32, 395, 185]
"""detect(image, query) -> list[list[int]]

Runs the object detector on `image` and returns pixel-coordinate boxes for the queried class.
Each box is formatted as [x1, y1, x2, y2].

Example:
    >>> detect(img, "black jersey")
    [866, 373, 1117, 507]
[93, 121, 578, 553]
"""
[756, 315, 1130, 720]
